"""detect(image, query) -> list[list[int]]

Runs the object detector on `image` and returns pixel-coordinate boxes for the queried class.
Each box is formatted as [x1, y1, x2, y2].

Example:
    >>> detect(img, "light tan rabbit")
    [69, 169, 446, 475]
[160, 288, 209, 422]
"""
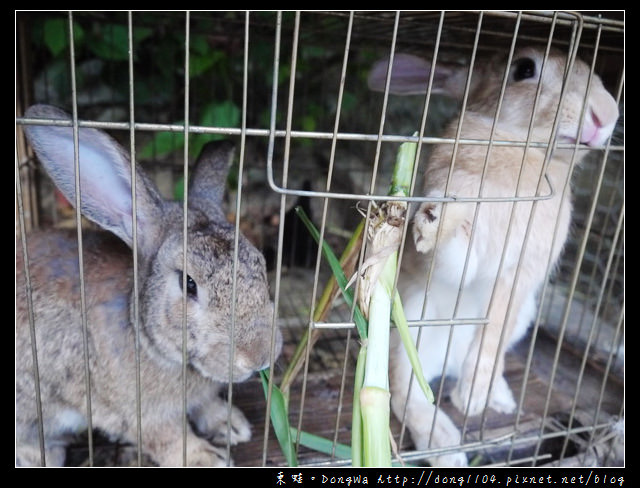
[16, 105, 282, 466]
[368, 46, 619, 466]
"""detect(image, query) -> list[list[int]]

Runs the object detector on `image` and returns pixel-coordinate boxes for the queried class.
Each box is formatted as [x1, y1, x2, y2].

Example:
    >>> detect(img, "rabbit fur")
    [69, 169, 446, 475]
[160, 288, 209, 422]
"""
[368, 46, 619, 466]
[16, 105, 282, 466]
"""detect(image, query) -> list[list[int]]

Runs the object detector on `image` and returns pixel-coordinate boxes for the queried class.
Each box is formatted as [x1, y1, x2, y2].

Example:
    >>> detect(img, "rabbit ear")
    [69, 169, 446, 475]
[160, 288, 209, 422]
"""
[187, 140, 234, 218]
[368, 53, 469, 99]
[23, 105, 164, 253]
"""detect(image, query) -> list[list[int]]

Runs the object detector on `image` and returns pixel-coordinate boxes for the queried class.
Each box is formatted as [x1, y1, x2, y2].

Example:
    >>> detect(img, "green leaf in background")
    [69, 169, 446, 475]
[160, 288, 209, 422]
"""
[189, 55, 216, 78]
[189, 100, 241, 158]
[87, 24, 129, 61]
[341, 91, 357, 114]
[138, 129, 185, 160]
[43, 18, 85, 57]
[202, 99, 241, 129]
[138, 100, 240, 162]
[278, 64, 291, 86]
[86, 24, 153, 61]
[189, 36, 226, 78]
[133, 26, 153, 47]
[301, 114, 316, 133]
[43, 18, 67, 56]
[190, 33, 210, 56]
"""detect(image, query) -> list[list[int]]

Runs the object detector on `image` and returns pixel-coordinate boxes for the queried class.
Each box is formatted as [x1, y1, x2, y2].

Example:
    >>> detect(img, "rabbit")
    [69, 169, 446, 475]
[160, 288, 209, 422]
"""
[368, 46, 619, 466]
[16, 104, 283, 466]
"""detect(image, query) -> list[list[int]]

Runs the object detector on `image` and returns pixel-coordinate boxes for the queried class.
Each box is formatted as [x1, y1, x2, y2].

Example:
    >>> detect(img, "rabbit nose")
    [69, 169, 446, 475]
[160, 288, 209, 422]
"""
[580, 110, 612, 147]
[235, 351, 271, 376]
[581, 93, 619, 146]
[236, 331, 281, 373]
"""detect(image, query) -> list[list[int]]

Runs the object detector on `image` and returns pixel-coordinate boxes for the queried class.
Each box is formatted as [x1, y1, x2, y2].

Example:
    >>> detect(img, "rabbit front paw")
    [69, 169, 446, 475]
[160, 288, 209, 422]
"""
[190, 402, 252, 447]
[488, 375, 517, 414]
[185, 440, 232, 467]
[151, 434, 232, 467]
[413, 202, 441, 254]
[451, 376, 482, 416]
[207, 405, 252, 446]
[410, 406, 469, 467]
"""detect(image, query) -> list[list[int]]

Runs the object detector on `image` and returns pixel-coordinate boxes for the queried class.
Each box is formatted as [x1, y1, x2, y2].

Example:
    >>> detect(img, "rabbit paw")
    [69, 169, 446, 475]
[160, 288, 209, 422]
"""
[191, 402, 252, 446]
[413, 202, 441, 253]
[152, 434, 232, 466]
[488, 375, 517, 414]
[185, 440, 232, 467]
[451, 379, 475, 415]
[207, 405, 252, 446]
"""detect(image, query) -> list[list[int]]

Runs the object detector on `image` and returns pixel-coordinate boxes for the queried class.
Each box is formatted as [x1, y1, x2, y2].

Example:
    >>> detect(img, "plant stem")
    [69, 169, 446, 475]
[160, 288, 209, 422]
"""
[356, 135, 423, 467]
[351, 345, 367, 467]
[362, 253, 396, 390]
[360, 386, 392, 467]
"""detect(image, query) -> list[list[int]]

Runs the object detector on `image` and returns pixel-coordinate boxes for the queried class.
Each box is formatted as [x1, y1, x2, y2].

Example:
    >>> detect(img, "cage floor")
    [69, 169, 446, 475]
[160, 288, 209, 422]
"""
[63, 267, 623, 467]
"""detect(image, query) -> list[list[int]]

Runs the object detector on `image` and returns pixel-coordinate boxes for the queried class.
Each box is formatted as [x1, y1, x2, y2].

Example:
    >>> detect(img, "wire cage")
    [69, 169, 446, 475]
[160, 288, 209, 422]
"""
[15, 11, 624, 468]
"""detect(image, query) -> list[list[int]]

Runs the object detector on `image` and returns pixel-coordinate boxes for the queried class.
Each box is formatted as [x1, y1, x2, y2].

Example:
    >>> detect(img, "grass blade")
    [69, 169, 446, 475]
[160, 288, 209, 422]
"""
[260, 369, 297, 466]
[391, 292, 434, 403]
[290, 428, 352, 460]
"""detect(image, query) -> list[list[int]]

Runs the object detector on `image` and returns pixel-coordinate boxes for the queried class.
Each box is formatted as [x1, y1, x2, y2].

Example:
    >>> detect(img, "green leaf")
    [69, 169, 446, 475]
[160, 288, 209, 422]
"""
[278, 64, 291, 86]
[189, 55, 216, 78]
[190, 34, 210, 56]
[200, 100, 241, 130]
[189, 37, 226, 78]
[87, 24, 131, 61]
[137, 101, 240, 163]
[301, 114, 316, 133]
[340, 91, 357, 114]
[134, 26, 153, 44]
[189, 136, 212, 163]
[43, 18, 84, 57]
[391, 292, 434, 404]
[260, 370, 298, 467]
[290, 428, 351, 460]
[43, 18, 67, 56]
[138, 130, 185, 160]
[188, 100, 242, 156]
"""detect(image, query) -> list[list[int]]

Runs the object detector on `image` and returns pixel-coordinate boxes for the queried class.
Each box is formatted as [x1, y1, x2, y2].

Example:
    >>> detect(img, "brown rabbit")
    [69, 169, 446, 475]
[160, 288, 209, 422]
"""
[368, 47, 619, 466]
[16, 105, 282, 466]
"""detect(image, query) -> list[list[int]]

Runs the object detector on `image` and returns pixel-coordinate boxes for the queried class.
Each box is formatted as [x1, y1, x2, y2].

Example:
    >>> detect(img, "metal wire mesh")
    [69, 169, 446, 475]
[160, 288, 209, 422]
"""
[15, 10, 623, 467]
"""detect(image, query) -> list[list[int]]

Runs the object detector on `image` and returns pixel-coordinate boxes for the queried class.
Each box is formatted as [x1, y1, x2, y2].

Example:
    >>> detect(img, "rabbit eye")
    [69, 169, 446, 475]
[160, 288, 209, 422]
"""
[513, 57, 537, 81]
[178, 271, 198, 298]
